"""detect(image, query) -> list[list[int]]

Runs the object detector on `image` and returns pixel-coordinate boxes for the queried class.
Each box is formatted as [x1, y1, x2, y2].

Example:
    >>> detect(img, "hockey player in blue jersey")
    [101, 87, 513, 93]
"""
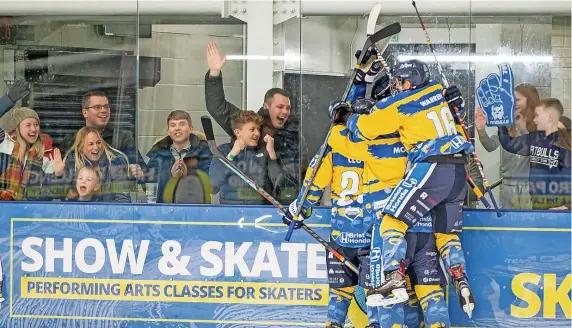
[330, 59, 476, 318]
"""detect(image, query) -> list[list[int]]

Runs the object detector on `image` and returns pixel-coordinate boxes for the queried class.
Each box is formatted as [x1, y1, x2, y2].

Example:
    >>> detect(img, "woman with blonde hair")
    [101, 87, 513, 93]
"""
[474, 83, 540, 209]
[0, 107, 62, 200]
[55, 126, 131, 202]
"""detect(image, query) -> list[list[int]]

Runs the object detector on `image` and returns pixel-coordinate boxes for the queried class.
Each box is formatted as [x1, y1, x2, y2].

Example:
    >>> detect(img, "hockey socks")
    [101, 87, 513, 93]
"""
[435, 233, 475, 319]
[415, 285, 451, 327]
[435, 233, 465, 269]
[404, 281, 423, 328]
[366, 215, 409, 306]
[380, 215, 408, 272]
[327, 286, 355, 326]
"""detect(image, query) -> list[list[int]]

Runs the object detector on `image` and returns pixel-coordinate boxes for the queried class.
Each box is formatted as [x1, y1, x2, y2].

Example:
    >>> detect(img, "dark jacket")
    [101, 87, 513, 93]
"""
[204, 71, 307, 203]
[499, 127, 571, 209]
[58, 151, 132, 203]
[209, 142, 281, 205]
[144, 133, 212, 203]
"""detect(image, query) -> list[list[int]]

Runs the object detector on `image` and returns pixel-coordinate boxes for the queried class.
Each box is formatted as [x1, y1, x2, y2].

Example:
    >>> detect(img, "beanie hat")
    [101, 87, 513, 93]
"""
[11, 107, 39, 126]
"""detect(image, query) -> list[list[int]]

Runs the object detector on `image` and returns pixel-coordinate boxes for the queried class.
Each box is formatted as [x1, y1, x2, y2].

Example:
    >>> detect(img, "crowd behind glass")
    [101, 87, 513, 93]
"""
[0, 42, 569, 210]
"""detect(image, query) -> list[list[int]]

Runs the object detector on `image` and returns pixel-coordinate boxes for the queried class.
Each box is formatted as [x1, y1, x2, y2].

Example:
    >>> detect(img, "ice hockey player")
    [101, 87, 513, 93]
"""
[329, 58, 476, 318]
[328, 74, 451, 327]
[280, 51, 390, 328]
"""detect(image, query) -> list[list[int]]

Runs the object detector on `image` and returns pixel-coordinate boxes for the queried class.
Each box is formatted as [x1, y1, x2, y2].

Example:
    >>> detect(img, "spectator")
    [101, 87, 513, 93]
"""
[209, 110, 281, 205]
[205, 41, 307, 203]
[58, 126, 131, 202]
[59, 91, 146, 184]
[144, 110, 212, 204]
[498, 98, 571, 210]
[0, 107, 62, 200]
[64, 166, 102, 202]
[474, 83, 540, 209]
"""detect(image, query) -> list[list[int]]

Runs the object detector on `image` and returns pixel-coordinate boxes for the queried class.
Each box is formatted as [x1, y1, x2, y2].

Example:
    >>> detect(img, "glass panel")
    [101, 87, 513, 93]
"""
[0, 13, 140, 203]
[137, 16, 247, 205]
[469, 14, 567, 210]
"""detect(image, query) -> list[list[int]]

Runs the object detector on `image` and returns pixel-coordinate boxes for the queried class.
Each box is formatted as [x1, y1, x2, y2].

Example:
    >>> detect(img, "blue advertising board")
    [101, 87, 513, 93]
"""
[0, 202, 569, 327]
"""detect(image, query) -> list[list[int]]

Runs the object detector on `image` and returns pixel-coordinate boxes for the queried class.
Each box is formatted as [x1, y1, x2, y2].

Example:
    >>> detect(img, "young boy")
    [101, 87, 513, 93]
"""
[67, 166, 101, 202]
[499, 98, 571, 210]
[145, 110, 213, 203]
[209, 110, 281, 205]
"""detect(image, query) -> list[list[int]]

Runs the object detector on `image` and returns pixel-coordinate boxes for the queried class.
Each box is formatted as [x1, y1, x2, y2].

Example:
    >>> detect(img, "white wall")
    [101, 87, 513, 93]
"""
[138, 24, 244, 157]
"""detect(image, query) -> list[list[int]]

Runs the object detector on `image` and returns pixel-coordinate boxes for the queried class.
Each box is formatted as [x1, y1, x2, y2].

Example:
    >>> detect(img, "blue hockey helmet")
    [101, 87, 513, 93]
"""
[392, 59, 430, 89]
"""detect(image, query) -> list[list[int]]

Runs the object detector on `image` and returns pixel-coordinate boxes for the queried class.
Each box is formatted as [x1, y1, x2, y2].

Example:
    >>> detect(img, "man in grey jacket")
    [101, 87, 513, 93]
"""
[205, 41, 308, 203]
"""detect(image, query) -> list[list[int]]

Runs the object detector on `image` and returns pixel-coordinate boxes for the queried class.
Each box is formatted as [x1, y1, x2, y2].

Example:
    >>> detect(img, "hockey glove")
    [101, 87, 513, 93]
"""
[282, 200, 312, 229]
[354, 60, 382, 85]
[355, 46, 379, 65]
[351, 97, 376, 115]
[7, 80, 30, 103]
[444, 85, 464, 109]
[328, 100, 352, 124]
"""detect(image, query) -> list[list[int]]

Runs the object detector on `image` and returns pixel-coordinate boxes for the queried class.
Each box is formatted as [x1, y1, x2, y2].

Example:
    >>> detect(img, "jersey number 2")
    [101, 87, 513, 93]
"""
[426, 106, 457, 137]
[338, 171, 359, 206]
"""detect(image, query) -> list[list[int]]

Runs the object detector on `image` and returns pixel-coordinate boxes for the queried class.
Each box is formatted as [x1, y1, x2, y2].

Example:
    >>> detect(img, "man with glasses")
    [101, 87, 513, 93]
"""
[60, 91, 146, 181]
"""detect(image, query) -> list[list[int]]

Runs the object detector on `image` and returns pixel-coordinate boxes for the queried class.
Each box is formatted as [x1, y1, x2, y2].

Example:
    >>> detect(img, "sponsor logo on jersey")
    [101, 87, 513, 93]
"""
[373, 199, 388, 210]
[338, 232, 370, 245]
[371, 247, 381, 262]
[343, 207, 361, 216]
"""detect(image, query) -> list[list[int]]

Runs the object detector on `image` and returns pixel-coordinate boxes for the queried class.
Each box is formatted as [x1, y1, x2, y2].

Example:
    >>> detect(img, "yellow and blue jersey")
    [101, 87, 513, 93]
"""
[297, 146, 371, 248]
[328, 125, 431, 233]
[346, 80, 473, 163]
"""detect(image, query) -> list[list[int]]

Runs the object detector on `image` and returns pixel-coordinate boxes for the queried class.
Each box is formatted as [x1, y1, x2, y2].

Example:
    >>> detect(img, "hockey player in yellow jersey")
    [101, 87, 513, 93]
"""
[328, 74, 451, 328]
[280, 49, 387, 328]
[330, 59, 475, 318]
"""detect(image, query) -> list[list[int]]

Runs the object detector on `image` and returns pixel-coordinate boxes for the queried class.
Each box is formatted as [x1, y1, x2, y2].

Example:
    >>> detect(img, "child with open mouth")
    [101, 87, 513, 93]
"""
[64, 166, 102, 202]
[60, 126, 131, 202]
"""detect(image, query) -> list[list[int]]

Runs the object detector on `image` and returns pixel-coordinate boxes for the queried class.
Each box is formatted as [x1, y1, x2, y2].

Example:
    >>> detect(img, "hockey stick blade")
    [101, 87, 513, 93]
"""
[366, 3, 382, 36]
[201, 116, 216, 141]
[200, 116, 359, 274]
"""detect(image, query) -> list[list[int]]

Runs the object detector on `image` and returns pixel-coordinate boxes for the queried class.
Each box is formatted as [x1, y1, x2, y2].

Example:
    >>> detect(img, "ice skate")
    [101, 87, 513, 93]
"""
[366, 262, 408, 307]
[449, 264, 475, 319]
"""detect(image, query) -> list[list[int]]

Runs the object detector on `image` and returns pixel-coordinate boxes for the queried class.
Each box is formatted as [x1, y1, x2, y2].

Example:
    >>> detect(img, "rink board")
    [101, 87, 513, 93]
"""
[0, 202, 569, 328]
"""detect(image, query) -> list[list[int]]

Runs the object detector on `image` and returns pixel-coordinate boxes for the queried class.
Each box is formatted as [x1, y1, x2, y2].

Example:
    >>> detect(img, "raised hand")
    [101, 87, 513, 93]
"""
[51, 148, 65, 177]
[206, 41, 227, 77]
[7, 79, 30, 103]
[476, 63, 515, 126]
[474, 108, 487, 131]
[264, 134, 276, 160]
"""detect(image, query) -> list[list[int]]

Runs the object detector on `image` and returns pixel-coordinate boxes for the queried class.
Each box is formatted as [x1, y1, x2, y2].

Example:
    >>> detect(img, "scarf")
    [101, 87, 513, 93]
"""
[0, 132, 52, 201]
[0, 141, 39, 200]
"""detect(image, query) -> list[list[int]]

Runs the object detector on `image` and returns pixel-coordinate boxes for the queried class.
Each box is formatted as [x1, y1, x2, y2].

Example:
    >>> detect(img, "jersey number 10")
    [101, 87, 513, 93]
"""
[426, 106, 457, 137]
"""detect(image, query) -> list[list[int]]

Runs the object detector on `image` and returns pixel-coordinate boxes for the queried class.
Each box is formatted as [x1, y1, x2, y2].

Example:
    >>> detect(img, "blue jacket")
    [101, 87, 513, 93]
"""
[209, 142, 281, 205]
[499, 127, 571, 209]
[145, 134, 212, 203]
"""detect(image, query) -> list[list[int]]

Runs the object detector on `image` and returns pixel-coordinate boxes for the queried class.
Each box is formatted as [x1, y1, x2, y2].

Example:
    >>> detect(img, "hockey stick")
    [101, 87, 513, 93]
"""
[411, 1, 500, 216]
[285, 13, 401, 241]
[201, 116, 359, 274]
